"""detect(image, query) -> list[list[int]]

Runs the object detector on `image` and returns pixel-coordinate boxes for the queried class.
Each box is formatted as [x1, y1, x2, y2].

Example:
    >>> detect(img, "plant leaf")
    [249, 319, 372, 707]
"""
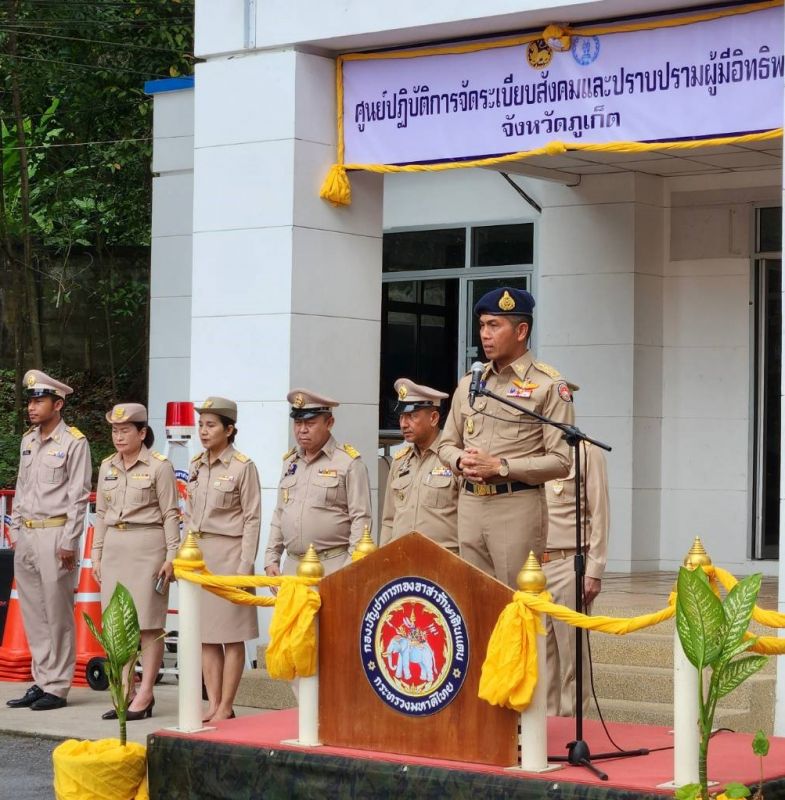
[716, 656, 768, 698]
[723, 782, 751, 798]
[101, 583, 140, 671]
[752, 729, 770, 757]
[720, 574, 762, 662]
[82, 611, 106, 651]
[677, 567, 725, 668]
[675, 783, 701, 800]
[721, 637, 758, 665]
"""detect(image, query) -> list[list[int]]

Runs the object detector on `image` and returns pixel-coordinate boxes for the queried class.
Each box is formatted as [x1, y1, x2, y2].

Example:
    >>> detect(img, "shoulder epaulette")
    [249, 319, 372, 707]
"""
[394, 446, 412, 461]
[534, 361, 561, 379]
[282, 446, 296, 460]
[23, 426, 35, 436]
[152, 451, 168, 462]
[191, 451, 203, 463]
[233, 451, 250, 463]
[343, 443, 361, 459]
[101, 453, 114, 463]
[68, 426, 85, 440]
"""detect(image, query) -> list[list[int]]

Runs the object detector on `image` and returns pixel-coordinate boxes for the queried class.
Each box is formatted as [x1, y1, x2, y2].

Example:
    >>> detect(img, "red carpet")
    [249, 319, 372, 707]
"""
[155, 709, 785, 793]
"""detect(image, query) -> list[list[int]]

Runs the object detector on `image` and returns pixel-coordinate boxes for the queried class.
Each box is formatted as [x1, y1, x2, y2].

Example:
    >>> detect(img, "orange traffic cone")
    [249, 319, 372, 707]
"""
[72, 525, 105, 687]
[0, 579, 33, 681]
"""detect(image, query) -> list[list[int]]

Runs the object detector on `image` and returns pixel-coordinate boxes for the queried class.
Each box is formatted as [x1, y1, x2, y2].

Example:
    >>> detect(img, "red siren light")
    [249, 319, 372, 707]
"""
[165, 401, 195, 428]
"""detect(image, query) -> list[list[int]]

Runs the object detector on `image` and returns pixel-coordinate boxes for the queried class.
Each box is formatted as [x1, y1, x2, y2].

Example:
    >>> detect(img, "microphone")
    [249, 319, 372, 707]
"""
[469, 361, 484, 408]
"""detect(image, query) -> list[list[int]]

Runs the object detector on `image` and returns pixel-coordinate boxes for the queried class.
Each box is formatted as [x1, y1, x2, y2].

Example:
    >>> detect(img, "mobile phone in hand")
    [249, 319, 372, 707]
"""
[154, 575, 167, 595]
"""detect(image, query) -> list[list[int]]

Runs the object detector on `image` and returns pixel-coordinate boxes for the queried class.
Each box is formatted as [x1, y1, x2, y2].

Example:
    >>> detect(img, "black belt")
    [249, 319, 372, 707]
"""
[464, 480, 541, 497]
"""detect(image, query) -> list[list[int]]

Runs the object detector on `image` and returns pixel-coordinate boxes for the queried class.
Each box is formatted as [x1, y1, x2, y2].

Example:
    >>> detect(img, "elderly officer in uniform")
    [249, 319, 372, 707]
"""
[380, 378, 458, 553]
[544, 405, 610, 717]
[265, 389, 372, 579]
[7, 370, 91, 711]
[438, 287, 573, 589]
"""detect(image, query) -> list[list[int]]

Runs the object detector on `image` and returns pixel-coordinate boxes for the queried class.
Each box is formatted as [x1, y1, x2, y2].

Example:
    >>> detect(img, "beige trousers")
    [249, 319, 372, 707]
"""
[457, 487, 548, 589]
[543, 554, 592, 717]
[14, 526, 78, 698]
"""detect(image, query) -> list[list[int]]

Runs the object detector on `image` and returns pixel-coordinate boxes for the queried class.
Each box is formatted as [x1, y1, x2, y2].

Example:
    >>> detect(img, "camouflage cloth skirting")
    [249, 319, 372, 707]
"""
[143, 734, 785, 800]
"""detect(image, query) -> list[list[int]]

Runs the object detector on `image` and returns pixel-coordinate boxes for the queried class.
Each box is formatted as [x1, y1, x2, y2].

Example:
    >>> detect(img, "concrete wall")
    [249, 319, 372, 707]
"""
[148, 86, 194, 442]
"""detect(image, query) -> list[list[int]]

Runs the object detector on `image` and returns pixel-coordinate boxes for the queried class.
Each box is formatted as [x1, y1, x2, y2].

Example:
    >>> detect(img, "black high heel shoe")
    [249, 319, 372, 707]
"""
[126, 698, 155, 721]
[101, 708, 118, 720]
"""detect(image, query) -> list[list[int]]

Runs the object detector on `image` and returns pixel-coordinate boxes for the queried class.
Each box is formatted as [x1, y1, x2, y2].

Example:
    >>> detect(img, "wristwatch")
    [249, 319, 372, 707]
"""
[498, 458, 510, 478]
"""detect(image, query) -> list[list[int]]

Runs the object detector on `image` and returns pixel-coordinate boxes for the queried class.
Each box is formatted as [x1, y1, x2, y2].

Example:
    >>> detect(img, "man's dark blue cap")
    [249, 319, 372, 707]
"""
[473, 287, 535, 316]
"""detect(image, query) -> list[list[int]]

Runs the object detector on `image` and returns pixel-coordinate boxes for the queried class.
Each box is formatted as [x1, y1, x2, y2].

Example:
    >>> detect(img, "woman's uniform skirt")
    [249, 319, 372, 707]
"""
[100, 526, 168, 630]
[198, 533, 259, 644]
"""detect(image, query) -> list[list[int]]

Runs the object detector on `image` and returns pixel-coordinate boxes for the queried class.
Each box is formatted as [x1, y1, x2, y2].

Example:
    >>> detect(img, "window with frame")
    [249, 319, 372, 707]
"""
[380, 222, 535, 431]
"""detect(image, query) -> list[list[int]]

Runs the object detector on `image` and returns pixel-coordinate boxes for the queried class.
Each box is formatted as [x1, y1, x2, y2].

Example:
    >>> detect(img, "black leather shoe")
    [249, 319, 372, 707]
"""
[126, 698, 154, 721]
[6, 684, 44, 708]
[101, 708, 118, 720]
[30, 693, 67, 711]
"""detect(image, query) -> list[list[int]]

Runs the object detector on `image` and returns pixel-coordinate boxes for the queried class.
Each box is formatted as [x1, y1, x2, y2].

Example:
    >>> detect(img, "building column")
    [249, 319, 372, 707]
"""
[189, 48, 383, 570]
[537, 172, 665, 572]
[147, 80, 195, 441]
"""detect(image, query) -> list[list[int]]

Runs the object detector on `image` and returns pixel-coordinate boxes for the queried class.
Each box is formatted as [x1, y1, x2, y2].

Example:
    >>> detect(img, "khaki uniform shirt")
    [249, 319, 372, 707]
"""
[438, 351, 573, 485]
[93, 446, 181, 562]
[264, 435, 372, 568]
[185, 445, 262, 571]
[380, 434, 459, 550]
[10, 419, 92, 549]
[545, 442, 609, 580]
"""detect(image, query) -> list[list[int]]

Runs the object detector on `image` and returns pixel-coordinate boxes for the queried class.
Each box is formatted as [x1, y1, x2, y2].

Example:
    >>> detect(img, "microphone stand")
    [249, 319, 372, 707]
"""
[474, 387, 648, 780]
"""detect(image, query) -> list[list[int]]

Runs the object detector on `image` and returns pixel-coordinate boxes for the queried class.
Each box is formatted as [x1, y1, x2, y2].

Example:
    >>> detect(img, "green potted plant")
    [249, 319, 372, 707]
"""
[52, 583, 148, 800]
[675, 567, 768, 800]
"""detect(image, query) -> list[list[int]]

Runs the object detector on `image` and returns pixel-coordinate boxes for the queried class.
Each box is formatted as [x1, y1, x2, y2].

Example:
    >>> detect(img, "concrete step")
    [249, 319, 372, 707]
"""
[588, 698, 749, 731]
[591, 663, 775, 711]
[589, 631, 674, 668]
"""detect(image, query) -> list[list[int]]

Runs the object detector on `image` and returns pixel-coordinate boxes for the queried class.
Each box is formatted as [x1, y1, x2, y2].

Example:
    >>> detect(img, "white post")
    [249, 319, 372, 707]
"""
[672, 636, 700, 785]
[177, 574, 204, 732]
[297, 616, 320, 747]
[519, 629, 550, 771]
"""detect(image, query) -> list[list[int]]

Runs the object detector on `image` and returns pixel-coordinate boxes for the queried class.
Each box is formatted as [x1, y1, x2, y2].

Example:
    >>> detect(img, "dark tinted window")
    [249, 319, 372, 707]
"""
[383, 228, 466, 272]
[759, 207, 782, 253]
[471, 223, 534, 267]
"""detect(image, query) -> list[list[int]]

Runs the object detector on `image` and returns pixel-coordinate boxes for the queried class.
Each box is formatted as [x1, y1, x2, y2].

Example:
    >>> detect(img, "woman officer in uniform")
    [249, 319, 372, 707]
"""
[92, 403, 180, 721]
[186, 397, 261, 722]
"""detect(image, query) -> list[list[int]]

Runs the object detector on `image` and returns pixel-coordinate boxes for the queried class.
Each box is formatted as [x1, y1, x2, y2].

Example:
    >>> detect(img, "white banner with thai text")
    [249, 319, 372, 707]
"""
[343, 6, 783, 165]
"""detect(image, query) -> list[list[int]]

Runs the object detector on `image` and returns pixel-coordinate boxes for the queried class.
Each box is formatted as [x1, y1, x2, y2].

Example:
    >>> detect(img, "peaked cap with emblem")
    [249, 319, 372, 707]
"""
[287, 388, 339, 420]
[105, 402, 148, 425]
[23, 369, 73, 400]
[195, 396, 237, 423]
[394, 378, 448, 414]
[473, 286, 535, 317]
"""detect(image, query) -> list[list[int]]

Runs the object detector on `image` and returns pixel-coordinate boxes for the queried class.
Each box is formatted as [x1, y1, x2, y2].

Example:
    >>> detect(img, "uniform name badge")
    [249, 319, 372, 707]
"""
[430, 467, 452, 477]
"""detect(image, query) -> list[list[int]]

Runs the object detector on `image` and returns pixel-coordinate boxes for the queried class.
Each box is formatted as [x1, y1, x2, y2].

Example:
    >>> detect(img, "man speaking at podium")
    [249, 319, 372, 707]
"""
[438, 287, 573, 589]
[380, 378, 459, 553]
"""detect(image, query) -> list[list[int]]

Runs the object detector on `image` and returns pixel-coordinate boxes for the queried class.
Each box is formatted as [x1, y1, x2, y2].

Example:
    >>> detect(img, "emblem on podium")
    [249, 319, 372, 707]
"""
[361, 577, 469, 716]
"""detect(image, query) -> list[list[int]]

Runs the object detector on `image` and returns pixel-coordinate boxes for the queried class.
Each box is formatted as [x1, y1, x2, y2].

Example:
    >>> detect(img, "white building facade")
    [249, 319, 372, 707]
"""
[146, 0, 783, 586]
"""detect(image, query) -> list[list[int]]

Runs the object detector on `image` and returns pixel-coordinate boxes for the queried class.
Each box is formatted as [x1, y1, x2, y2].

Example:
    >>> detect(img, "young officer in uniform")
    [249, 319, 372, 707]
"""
[7, 369, 92, 711]
[438, 287, 574, 589]
[92, 403, 180, 720]
[187, 396, 261, 722]
[544, 409, 609, 717]
[380, 378, 458, 553]
[265, 389, 372, 579]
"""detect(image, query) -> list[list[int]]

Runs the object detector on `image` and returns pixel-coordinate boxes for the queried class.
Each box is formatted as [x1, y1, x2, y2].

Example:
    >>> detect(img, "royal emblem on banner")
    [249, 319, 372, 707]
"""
[360, 577, 469, 716]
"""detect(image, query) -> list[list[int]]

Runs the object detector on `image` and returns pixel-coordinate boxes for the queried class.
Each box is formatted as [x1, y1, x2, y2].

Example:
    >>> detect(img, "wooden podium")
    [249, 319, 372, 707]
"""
[319, 532, 518, 766]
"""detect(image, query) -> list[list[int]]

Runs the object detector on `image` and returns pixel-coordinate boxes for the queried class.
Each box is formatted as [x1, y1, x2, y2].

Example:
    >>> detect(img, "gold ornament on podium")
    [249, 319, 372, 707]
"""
[352, 526, 377, 561]
[297, 543, 325, 579]
[516, 551, 547, 593]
